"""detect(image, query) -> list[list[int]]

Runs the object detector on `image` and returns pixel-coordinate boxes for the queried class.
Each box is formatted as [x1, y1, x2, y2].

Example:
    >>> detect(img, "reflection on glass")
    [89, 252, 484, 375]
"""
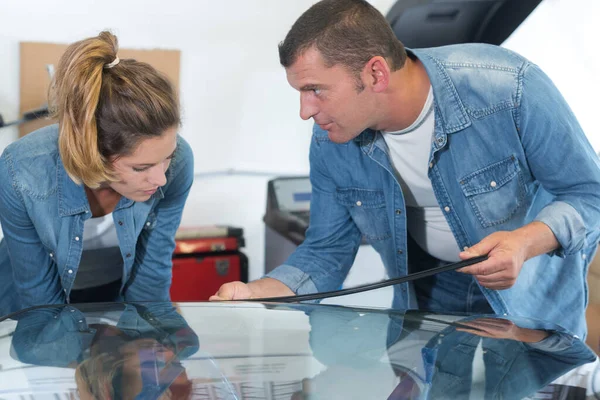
[280, 305, 597, 400]
[2, 303, 598, 399]
[9, 303, 199, 399]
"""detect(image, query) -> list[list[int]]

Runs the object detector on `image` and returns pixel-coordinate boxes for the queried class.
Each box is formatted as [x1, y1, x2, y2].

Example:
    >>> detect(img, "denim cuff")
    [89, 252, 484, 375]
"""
[535, 201, 586, 256]
[264, 264, 319, 295]
[525, 331, 574, 352]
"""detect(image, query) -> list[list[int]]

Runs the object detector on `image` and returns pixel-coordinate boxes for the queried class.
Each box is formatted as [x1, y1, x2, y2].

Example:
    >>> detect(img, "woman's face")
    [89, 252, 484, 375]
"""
[75, 337, 192, 400]
[109, 127, 178, 202]
[74, 325, 126, 400]
[121, 338, 192, 399]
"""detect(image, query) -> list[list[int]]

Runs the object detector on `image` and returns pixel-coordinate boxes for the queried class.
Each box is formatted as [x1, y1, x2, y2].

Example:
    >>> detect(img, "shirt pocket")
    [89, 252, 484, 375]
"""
[459, 155, 526, 228]
[335, 188, 391, 241]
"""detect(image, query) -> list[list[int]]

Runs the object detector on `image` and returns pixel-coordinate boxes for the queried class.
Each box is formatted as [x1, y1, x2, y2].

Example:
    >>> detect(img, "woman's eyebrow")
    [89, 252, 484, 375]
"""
[132, 147, 177, 167]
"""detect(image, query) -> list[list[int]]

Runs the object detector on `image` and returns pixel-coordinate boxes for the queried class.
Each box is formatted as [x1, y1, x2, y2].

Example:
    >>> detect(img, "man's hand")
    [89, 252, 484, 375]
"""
[208, 278, 295, 301]
[457, 221, 559, 290]
[208, 281, 255, 301]
[455, 318, 549, 343]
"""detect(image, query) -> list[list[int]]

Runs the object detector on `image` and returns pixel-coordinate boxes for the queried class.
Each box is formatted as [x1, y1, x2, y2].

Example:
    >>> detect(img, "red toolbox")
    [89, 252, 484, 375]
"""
[170, 226, 248, 302]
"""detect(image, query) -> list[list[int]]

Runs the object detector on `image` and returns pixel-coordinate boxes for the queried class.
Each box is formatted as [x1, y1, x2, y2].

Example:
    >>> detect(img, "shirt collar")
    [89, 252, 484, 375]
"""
[57, 161, 147, 216]
[409, 48, 471, 134]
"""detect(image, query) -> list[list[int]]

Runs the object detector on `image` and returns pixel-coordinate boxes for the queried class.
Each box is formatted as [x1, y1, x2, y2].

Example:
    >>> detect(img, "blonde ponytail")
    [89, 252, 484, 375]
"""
[50, 31, 119, 188]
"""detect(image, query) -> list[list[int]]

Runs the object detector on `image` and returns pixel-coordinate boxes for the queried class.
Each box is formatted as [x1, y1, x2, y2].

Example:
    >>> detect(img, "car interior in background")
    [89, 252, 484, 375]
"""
[0, 301, 598, 399]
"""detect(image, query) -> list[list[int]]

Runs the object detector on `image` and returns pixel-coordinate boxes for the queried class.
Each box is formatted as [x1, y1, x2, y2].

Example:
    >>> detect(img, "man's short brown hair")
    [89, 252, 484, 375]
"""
[279, 0, 407, 86]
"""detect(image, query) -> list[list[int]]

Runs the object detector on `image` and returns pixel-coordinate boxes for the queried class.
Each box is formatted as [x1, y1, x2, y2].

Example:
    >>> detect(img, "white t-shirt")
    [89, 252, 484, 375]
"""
[72, 213, 123, 290]
[382, 87, 462, 262]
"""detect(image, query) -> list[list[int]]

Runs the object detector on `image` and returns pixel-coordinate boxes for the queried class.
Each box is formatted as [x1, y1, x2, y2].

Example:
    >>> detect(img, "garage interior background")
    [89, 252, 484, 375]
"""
[0, 0, 599, 297]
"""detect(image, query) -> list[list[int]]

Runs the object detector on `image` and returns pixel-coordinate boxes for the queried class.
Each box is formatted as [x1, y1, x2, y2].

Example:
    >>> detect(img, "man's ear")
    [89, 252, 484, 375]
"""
[363, 56, 390, 93]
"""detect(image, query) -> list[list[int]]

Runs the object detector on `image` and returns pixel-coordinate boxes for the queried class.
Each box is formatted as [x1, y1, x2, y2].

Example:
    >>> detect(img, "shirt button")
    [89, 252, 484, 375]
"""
[582, 254, 587, 260]
[68, 269, 73, 274]
[429, 162, 434, 169]
[356, 201, 362, 207]
[126, 253, 132, 258]
[490, 181, 497, 188]
[49, 252, 54, 258]
[444, 206, 450, 212]
[463, 246, 469, 251]
[395, 209, 402, 215]
[146, 222, 151, 226]
[75, 236, 80, 241]
[118, 221, 123, 226]
[397, 249, 403, 255]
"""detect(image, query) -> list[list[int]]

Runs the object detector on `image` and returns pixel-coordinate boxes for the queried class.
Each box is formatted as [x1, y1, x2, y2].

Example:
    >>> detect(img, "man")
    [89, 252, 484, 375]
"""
[211, 0, 600, 338]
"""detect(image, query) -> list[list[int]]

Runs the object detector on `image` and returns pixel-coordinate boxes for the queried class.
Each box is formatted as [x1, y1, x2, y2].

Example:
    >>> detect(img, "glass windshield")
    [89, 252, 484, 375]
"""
[0, 302, 597, 399]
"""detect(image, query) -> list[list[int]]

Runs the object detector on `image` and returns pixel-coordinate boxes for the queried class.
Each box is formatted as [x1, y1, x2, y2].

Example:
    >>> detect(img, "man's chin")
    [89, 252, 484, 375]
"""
[327, 130, 357, 144]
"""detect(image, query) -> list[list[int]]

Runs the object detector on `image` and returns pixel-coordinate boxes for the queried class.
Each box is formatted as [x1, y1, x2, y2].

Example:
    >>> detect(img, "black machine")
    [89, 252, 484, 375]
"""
[385, 0, 543, 48]
[0, 106, 50, 129]
[263, 176, 312, 273]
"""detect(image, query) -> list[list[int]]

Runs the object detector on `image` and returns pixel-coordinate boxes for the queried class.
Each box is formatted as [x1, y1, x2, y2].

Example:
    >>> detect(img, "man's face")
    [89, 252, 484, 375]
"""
[109, 127, 178, 202]
[286, 48, 376, 143]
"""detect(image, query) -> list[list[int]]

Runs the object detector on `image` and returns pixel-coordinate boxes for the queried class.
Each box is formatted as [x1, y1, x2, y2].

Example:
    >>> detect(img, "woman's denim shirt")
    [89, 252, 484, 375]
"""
[267, 44, 600, 339]
[0, 124, 194, 316]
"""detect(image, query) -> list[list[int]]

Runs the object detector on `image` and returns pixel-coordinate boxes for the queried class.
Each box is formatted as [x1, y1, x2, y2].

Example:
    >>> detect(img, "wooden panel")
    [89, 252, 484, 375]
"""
[589, 246, 600, 305]
[19, 41, 180, 137]
[587, 247, 599, 354]
[586, 303, 600, 355]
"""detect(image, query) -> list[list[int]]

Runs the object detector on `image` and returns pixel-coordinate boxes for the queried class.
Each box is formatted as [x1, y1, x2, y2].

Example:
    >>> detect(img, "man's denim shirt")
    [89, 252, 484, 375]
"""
[0, 124, 194, 316]
[267, 44, 600, 339]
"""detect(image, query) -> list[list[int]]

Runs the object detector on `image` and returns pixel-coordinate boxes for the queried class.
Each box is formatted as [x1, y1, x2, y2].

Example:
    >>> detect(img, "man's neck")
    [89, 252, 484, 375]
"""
[375, 57, 431, 132]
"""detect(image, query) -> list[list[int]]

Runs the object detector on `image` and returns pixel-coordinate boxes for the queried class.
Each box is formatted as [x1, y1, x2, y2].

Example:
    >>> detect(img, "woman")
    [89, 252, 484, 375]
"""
[0, 31, 194, 315]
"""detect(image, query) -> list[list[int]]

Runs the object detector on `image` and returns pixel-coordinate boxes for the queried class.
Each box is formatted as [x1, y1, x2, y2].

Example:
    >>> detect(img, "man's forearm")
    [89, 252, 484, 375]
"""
[514, 221, 560, 260]
[248, 278, 295, 298]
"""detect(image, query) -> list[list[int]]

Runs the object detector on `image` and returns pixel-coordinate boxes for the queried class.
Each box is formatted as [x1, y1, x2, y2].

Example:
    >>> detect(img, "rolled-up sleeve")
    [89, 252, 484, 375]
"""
[517, 62, 600, 255]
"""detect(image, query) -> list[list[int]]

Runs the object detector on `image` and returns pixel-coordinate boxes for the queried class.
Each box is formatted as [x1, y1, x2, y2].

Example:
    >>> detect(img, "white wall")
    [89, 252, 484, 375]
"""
[502, 0, 600, 152]
[0, 0, 396, 171]
[1, 0, 598, 283]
